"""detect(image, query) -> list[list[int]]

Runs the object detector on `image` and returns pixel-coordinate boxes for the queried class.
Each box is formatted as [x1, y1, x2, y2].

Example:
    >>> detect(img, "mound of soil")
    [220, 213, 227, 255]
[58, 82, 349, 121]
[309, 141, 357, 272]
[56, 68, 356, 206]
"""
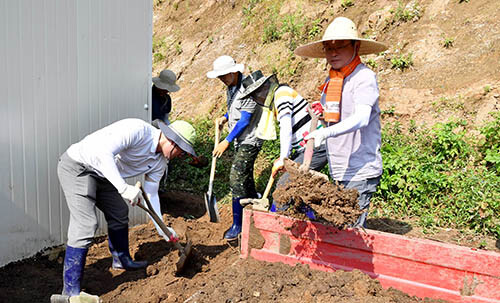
[273, 160, 362, 228]
[0, 192, 442, 303]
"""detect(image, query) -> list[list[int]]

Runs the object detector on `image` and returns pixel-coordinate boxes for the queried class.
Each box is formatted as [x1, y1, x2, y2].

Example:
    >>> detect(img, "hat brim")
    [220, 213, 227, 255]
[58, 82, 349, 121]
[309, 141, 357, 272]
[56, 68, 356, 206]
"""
[206, 63, 245, 79]
[240, 75, 274, 99]
[152, 77, 180, 92]
[158, 121, 197, 157]
[295, 38, 387, 58]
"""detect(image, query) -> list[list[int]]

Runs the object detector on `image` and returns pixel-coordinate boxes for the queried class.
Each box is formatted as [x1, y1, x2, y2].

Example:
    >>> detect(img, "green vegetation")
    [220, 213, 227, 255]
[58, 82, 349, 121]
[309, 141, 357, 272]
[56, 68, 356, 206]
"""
[391, 0, 423, 23]
[483, 85, 492, 94]
[307, 18, 322, 39]
[262, 6, 282, 43]
[373, 115, 500, 237]
[152, 36, 166, 64]
[242, 0, 262, 28]
[442, 37, 455, 48]
[341, 0, 354, 10]
[390, 52, 413, 70]
[478, 111, 500, 173]
[174, 41, 182, 55]
[165, 113, 500, 237]
[431, 96, 465, 113]
[245, 1, 321, 51]
[365, 58, 378, 69]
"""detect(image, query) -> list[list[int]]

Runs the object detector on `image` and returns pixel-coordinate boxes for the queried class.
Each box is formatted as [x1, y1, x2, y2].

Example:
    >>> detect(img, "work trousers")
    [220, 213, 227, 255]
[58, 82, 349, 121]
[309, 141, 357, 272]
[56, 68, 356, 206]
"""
[57, 152, 129, 248]
[229, 143, 261, 198]
[339, 176, 381, 228]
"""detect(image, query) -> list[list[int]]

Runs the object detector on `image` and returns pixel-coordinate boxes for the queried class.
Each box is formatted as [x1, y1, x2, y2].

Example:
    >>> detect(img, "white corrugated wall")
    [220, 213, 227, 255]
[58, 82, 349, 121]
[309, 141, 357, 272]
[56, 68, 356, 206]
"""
[0, 0, 153, 266]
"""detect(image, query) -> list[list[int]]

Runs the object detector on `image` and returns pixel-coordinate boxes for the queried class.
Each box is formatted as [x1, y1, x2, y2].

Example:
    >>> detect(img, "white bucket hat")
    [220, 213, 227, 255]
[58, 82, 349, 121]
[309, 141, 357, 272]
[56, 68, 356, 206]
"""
[153, 69, 180, 92]
[206, 55, 245, 79]
[295, 17, 387, 58]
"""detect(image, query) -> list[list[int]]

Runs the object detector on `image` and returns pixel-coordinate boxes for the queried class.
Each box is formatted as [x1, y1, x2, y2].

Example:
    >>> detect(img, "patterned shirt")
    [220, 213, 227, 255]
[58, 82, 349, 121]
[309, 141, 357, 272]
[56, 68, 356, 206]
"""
[274, 86, 312, 150]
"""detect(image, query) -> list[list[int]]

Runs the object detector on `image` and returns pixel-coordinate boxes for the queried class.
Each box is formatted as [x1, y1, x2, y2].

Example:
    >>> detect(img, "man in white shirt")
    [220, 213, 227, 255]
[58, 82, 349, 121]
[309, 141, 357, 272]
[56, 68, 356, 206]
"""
[55, 118, 197, 301]
[295, 17, 387, 227]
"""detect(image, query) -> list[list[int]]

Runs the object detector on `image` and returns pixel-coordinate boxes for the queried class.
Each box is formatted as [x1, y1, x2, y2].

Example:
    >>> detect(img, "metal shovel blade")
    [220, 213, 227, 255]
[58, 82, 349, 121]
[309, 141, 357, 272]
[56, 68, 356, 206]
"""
[204, 192, 220, 223]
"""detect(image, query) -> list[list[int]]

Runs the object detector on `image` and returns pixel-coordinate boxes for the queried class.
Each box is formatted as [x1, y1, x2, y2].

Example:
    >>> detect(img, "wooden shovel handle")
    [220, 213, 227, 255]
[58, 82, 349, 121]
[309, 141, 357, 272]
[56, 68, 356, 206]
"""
[302, 105, 319, 171]
[208, 122, 223, 197]
[262, 174, 275, 200]
[135, 182, 183, 250]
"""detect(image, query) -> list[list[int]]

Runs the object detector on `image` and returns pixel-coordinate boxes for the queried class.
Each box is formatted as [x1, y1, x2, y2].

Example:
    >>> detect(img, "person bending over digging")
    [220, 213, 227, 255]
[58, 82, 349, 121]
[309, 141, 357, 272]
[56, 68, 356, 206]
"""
[239, 71, 328, 187]
[53, 118, 198, 302]
[295, 17, 388, 227]
[207, 55, 263, 240]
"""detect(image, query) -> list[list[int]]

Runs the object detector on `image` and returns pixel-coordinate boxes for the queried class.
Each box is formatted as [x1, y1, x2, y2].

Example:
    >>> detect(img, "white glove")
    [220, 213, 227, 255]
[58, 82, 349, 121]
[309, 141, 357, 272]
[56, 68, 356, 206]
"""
[304, 128, 328, 149]
[120, 184, 142, 206]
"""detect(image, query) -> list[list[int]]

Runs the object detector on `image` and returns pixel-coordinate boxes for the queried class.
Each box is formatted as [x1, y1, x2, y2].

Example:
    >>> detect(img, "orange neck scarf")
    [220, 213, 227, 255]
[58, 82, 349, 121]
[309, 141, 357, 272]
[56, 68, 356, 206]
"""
[318, 55, 361, 122]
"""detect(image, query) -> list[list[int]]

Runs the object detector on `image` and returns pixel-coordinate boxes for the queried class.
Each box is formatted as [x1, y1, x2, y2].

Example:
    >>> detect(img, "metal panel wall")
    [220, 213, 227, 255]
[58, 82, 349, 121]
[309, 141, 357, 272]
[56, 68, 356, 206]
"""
[0, 0, 153, 266]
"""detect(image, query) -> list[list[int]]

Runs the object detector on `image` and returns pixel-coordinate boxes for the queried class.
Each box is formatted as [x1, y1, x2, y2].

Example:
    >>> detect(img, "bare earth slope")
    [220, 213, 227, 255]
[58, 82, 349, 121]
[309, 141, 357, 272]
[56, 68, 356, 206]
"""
[154, 0, 499, 128]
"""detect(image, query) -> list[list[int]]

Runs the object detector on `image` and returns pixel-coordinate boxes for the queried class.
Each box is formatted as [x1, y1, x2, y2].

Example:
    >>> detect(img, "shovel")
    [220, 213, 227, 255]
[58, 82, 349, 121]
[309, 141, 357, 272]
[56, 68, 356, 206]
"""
[204, 122, 222, 223]
[135, 182, 192, 274]
[240, 174, 275, 211]
[284, 105, 329, 181]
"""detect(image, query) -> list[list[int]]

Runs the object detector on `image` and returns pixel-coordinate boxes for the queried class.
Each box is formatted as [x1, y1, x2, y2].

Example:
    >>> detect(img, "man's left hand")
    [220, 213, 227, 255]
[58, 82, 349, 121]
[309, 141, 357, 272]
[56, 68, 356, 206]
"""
[212, 140, 230, 158]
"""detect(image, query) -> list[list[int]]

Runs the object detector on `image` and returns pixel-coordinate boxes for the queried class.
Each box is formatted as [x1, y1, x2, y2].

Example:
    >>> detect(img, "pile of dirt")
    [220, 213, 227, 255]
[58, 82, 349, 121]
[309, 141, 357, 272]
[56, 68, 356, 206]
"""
[189, 258, 425, 303]
[0, 193, 444, 303]
[272, 160, 362, 228]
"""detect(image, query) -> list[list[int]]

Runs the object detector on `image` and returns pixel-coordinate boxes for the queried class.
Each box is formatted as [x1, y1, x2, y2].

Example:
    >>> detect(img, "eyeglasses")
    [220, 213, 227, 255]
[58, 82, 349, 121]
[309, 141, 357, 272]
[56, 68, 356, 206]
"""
[170, 142, 185, 158]
[323, 42, 352, 53]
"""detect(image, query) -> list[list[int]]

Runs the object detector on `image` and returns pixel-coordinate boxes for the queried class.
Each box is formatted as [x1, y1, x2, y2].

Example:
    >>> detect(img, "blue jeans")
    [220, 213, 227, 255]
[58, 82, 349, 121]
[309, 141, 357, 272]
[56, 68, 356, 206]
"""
[339, 176, 381, 228]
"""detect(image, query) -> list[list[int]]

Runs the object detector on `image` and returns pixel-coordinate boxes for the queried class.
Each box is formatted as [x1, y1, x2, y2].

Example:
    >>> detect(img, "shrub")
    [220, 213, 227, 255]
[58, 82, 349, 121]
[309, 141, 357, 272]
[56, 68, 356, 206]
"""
[478, 111, 500, 173]
[442, 37, 455, 48]
[374, 119, 500, 237]
[341, 0, 354, 10]
[390, 53, 413, 70]
[392, 0, 422, 23]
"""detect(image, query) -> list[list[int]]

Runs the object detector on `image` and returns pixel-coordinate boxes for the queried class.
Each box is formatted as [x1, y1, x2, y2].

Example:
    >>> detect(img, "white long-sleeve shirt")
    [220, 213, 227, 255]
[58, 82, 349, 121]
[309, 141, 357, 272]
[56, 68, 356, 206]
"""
[66, 118, 168, 194]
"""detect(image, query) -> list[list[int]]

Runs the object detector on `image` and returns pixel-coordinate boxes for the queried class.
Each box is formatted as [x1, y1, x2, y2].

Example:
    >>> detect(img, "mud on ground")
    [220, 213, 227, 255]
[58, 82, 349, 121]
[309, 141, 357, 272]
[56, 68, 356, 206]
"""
[0, 192, 445, 303]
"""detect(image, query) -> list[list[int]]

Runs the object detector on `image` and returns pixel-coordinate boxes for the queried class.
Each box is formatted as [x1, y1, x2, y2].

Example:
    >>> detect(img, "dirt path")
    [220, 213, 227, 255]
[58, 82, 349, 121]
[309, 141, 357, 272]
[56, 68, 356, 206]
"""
[1, 191, 497, 303]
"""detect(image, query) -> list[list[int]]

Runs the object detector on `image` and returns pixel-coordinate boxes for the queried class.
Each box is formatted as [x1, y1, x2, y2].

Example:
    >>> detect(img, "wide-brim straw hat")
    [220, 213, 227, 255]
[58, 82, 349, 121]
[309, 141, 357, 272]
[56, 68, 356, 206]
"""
[153, 69, 180, 92]
[207, 55, 244, 79]
[295, 17, 387, 58]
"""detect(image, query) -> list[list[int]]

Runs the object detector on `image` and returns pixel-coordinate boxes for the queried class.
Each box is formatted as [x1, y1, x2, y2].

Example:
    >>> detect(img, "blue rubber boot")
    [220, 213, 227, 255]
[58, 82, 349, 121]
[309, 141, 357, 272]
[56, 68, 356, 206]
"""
[223, 197, 243, 240]
[108, 228, 147, 270]
[62, 246, 88, 297]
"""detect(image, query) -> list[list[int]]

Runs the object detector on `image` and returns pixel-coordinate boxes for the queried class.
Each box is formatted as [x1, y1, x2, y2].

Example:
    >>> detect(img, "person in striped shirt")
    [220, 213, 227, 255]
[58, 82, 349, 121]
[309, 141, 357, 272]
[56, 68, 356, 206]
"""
[240, 71, 328, 186]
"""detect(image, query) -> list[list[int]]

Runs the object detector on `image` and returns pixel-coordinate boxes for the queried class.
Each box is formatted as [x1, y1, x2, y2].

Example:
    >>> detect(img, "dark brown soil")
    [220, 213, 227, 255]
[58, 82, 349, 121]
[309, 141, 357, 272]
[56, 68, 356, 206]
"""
[0, 192, 445, 303]
[273, 159, 362, 228]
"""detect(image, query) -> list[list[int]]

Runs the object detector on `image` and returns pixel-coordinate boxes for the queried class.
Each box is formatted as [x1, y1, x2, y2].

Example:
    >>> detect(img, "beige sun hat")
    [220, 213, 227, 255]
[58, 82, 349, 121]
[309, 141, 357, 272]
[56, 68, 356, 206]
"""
[206, 55, 245, 79]
[295, 17, 387, 58]
[153, 69, 180, 92]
